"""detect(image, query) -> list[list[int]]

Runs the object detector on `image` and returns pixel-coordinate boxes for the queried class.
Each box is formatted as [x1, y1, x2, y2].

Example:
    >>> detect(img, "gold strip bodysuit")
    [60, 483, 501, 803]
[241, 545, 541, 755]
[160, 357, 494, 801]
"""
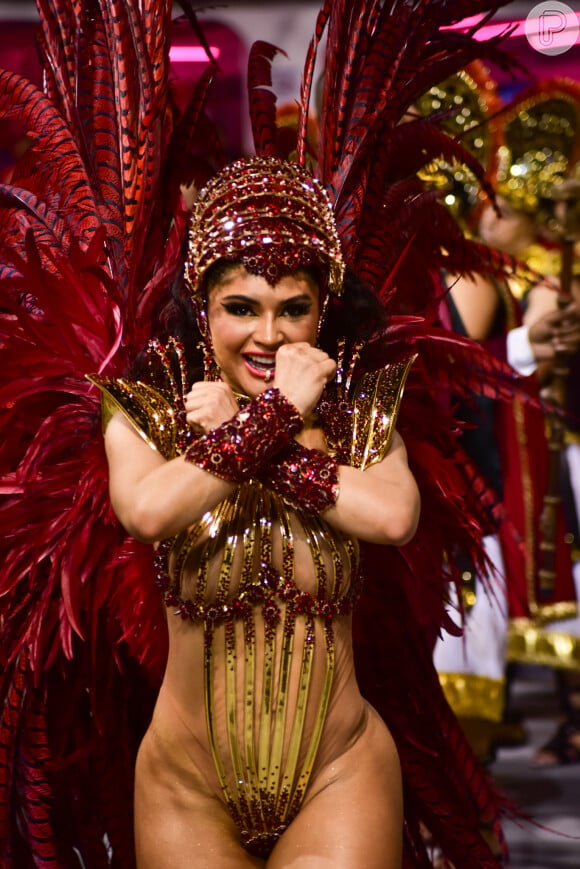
[90, 347, 414, 857]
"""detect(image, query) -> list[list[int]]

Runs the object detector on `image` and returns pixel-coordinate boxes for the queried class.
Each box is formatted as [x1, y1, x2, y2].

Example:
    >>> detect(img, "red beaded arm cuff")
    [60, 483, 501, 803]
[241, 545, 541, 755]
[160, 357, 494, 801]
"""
[184, 388, 303, 482]
[258, 441, 339, 514]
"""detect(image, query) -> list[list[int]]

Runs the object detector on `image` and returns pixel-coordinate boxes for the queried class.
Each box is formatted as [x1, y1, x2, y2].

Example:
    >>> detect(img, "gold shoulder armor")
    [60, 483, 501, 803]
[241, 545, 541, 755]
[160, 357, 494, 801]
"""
[86, 374, 178, 460]
[350, 355, 416, 471]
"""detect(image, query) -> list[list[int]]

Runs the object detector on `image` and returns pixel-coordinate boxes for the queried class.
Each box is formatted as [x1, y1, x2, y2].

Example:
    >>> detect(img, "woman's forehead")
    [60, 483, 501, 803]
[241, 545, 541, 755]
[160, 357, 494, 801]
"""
[209, 268, 319, 298]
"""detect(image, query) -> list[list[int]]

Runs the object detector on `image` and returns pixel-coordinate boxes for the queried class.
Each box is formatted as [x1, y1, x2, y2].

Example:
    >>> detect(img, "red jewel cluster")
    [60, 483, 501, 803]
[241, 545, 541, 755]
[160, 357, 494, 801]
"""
[241, 245, 323, 287]
[175, 412, 197, 452]
[243, 823, 290, 859]
[316, 391, 354, 464]
[153, 542, 361, 628]
[144, 338, 189, 401]
[258, 442, 339, 514]
[184, 388, 303, 483]
[184, 156, 345, 301]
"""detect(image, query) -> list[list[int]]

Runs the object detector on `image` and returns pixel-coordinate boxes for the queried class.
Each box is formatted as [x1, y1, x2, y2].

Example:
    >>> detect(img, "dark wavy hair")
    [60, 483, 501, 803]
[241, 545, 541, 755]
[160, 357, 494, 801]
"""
[132, 260, 386, 386]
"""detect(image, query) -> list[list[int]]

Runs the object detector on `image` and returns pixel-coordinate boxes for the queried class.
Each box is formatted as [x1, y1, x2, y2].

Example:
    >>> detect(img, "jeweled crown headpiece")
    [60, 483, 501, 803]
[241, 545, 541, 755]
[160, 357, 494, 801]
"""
[496, 79, 580, 222]
[184, 155, 344, 297]
[416, 62, 502, 222]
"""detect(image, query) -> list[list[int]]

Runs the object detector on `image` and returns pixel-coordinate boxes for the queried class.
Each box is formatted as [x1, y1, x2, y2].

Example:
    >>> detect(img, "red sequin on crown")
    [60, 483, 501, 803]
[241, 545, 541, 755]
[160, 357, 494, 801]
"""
[185, 155, 344, 296]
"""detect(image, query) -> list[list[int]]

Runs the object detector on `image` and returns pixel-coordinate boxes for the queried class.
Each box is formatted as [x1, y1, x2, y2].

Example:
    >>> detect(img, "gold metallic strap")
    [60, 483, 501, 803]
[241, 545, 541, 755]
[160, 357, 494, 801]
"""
[198, 489, 344, 841]
[204, 628, 233, 802]
[225, 621, 249, 814]
[312, 512, 343, 600]
[215, 487, 249, 603]
[267, 496, 293, 807]
[242, 616, 259, 822]
[87, 374, 177, 459]
[350, 355, 417, 471]
[282, 617, 316, 804]
[289, 632, 334, 813]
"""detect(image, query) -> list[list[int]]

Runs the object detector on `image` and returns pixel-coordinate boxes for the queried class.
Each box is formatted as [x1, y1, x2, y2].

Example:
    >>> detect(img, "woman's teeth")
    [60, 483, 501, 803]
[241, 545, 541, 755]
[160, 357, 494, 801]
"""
[246, 355, 275, 372]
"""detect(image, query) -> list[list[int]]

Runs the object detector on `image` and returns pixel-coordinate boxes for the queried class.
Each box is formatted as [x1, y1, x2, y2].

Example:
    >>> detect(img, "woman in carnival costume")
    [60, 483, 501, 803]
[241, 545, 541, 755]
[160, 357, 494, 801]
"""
[99, 153, 421, 868]
[0, 0, 530, 866]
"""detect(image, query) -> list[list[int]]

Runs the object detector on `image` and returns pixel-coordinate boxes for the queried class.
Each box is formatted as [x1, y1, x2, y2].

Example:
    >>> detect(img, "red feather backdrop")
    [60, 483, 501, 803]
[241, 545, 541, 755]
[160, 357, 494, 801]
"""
[0, 1, 535, 866]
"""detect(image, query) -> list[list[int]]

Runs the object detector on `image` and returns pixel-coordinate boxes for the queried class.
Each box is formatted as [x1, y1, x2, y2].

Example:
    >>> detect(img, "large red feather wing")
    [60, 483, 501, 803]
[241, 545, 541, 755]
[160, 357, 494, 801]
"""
[0, 2, 218, 864]
[0, 230, 168, 866]
[296, 0, 515, 288]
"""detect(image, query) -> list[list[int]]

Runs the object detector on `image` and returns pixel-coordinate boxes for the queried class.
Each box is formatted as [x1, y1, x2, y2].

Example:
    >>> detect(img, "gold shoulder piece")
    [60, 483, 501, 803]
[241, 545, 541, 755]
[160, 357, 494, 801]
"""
[86, 374, 178, 459]
[350, 355, 416, 471]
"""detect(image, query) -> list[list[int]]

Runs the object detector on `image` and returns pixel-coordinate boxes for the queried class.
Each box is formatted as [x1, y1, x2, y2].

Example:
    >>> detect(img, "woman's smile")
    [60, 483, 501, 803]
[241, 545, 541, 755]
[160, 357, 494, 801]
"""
[243, 352, 277, 379]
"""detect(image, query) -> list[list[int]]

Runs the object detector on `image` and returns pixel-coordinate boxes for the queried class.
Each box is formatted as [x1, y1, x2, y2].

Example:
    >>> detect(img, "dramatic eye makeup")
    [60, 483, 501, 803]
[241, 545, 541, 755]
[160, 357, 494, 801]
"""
[220, 294, 313, 318]
[221, 300, 255, 316]
[281, 299, 313, 317]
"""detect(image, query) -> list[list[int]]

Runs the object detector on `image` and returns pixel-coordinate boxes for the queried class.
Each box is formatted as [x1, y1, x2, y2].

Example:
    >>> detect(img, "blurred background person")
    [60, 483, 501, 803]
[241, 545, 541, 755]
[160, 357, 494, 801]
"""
[417, 68, 580, 766]
[482, 80, 580, 766]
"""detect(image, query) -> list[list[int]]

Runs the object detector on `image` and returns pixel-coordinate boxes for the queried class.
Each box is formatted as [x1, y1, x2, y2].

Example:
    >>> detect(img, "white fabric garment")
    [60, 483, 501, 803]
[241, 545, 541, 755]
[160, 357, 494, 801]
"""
[506, 324, 536, 377]
[434, 535, 508, 681]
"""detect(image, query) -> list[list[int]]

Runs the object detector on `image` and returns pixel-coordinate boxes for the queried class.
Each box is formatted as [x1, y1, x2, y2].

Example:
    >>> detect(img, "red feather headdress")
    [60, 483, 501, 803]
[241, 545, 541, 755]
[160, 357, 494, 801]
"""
[0, 2, 529, 866]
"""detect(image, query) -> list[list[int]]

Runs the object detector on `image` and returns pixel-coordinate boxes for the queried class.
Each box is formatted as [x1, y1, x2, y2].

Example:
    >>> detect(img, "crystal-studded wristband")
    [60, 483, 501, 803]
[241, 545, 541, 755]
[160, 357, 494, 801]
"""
[184, 388, 303, 482]
[259, 441, 339, 513]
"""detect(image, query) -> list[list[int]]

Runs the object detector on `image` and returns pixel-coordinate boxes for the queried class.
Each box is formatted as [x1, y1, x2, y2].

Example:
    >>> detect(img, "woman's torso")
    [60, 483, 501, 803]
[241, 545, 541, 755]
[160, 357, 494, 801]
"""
[150, 470, 366, 855]
[93, 355, 413, 855]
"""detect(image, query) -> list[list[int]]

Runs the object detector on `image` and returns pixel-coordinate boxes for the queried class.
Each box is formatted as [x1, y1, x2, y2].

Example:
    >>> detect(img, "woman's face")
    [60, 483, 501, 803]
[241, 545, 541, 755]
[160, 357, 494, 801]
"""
[206, 264, 320, 398]
[477, 197, 537, 255]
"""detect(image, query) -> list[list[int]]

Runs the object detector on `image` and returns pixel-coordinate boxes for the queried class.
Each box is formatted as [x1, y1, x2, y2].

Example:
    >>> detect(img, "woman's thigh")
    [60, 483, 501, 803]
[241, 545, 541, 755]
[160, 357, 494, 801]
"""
[267, 707, 403, 869]
[134, 730, 265, 869]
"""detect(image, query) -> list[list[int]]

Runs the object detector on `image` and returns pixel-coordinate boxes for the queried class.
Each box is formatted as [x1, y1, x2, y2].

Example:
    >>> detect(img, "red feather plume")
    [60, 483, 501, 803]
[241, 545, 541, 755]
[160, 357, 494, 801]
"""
[0, 1, 537, 867]
[248, 40, 288, 156]
[0, 2, 217, 864]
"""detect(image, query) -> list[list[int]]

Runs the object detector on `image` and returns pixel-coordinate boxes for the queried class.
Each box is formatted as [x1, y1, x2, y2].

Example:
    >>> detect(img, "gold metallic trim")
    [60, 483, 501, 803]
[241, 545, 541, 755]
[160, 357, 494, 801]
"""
[269, 625, 294, 799]
[204, 629, 234, 802]
[267, 495, 295, 807]
[537, 601, 578, 622]
[242, 615, 260, 825]
[258, 629, 277, 794]
[438, 673, 505, 722]
[351, 355, 417, 471]
[87, 374, 177, 458]
[507, 622, 580, 670]
[225, 621, 247, 813]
